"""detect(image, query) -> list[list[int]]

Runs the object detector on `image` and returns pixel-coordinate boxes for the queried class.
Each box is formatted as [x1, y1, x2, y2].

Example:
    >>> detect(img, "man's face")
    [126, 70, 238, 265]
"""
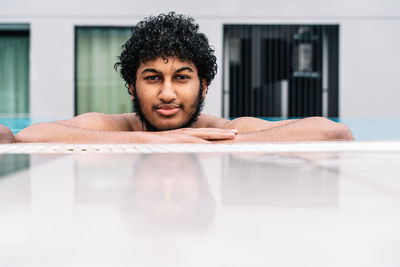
[129, 57, 207, 131]
[134, 154, 203, 218]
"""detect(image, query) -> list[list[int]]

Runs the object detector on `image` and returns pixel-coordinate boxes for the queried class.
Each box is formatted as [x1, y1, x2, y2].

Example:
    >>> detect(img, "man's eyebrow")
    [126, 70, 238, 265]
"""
[175, 67, 193, 73]
[141, 68, 160, 74]
[140, 67, 194, 74]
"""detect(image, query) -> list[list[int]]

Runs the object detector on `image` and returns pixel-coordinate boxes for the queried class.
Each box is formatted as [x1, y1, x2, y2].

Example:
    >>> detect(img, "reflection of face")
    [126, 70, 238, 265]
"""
[130, 57, 206, 131]
[119, 154, 216, 232]
[135, 154, 202, 218]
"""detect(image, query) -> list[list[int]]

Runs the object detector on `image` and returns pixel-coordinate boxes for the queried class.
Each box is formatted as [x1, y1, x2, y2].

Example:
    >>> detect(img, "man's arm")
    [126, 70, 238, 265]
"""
[200, 116, 354, 142]
[0, 123, 15, 144]
[15, 113, 237, 143]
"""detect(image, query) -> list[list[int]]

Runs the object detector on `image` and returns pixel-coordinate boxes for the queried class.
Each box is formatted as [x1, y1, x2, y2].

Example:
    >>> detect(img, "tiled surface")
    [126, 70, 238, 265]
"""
[1, 141, 400, 154]
[0, 144, 400, 266]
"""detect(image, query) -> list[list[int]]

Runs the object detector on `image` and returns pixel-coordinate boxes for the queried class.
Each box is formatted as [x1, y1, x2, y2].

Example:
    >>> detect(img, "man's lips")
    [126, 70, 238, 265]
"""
[155, 104, 181, 116]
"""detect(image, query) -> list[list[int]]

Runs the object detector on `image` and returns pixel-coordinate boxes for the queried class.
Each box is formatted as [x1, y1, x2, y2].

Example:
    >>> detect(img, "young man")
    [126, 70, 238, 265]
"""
[16, 12, 353, 144]
[0, 123, 14, 144]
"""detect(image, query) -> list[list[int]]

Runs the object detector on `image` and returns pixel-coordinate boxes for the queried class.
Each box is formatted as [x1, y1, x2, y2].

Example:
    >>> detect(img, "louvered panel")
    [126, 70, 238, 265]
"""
[224, 25, 338, 119]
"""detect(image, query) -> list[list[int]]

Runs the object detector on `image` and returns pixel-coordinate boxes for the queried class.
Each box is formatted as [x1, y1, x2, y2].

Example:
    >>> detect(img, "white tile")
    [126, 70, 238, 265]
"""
[0, 144, 399, 266]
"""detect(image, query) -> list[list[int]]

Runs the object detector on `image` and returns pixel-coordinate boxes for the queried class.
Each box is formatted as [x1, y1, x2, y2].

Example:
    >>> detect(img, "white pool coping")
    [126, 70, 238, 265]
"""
[1, 141, 400, 154]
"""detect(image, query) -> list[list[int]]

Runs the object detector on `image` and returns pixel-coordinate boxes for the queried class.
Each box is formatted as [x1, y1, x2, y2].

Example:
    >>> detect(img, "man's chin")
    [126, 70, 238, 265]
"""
[151, 121, 186, 131]
[137, 112, 200, 132]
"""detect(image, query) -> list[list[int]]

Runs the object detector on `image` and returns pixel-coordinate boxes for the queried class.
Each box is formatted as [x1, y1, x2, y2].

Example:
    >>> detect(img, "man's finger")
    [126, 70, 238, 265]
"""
[180, 128, 238, 140]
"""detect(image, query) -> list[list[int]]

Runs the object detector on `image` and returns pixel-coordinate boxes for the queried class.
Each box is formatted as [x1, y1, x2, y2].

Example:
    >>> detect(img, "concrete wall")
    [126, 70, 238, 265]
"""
[1, 0, 399, 119]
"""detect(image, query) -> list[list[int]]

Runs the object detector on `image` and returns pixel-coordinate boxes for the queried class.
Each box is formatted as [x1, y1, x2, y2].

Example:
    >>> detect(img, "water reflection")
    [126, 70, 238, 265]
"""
[222, 153, 339, 207]
[74, 151, 340, 235]
[0, 154, 30, 178]
[0, 154, 31, 207]
[75, 154, 216, 232]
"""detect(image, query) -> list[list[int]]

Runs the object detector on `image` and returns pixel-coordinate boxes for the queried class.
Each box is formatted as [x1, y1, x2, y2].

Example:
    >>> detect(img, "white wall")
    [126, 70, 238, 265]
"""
[0, 0, 399, 119]
[341, 20, 400, 118]
[30, 20, 74, 119]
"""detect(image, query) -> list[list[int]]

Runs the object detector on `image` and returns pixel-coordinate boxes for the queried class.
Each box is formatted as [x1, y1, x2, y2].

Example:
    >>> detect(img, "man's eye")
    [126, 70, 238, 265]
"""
[145, 76, 160, 81]
[175, 75, 189, 80]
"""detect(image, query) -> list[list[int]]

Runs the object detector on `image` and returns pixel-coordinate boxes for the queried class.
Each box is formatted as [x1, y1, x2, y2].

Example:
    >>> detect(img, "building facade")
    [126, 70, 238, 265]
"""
[0, 0, 399, 119]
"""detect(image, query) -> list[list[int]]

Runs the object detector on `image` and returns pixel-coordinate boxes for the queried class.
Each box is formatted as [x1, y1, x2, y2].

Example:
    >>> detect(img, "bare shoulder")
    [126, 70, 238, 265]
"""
[193, 114, 230, 128]
[223, 117, 279, 132]
[56, 112, 141, 131]
[194, 114, 299, 132]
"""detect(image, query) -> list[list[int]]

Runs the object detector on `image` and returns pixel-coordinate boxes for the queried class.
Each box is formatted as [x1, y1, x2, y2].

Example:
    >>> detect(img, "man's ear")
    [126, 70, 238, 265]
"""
[201, 80, 208, 99]
[128, 84, 135, 101]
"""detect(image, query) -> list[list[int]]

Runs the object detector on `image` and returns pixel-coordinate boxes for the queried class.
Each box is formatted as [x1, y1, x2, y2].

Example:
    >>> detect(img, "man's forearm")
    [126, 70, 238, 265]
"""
[216, 117, 354, 143]
[14, 122, 236, 143]
[15, 122, 171, 143]
[0, 124, 15, 144]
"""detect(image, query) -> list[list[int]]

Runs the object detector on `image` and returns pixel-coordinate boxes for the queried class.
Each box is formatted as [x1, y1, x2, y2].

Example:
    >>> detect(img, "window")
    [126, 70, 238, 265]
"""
[223, 25, 339, 118]
[75, 27, 132, 115]
[0, 24, 30, 116]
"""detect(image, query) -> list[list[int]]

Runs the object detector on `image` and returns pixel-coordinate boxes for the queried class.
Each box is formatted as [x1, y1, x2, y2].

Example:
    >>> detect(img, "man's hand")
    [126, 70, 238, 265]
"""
[159, 128, 238, 141]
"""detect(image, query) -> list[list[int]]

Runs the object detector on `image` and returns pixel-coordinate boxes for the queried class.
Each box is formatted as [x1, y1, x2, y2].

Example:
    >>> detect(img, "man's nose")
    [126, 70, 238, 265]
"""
[159, 80, 177, 102]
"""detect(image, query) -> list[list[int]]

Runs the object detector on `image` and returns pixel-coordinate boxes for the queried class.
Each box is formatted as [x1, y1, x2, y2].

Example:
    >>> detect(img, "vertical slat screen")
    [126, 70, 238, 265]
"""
[224, 25, 339, 119]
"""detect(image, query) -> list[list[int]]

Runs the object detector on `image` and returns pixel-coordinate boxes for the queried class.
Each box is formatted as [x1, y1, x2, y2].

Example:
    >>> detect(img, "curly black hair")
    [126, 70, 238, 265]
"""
[115, 12, 217, 94]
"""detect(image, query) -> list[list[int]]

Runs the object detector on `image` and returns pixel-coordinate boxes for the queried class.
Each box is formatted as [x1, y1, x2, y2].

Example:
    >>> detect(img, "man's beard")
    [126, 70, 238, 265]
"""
[132, 85, 205, 132]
